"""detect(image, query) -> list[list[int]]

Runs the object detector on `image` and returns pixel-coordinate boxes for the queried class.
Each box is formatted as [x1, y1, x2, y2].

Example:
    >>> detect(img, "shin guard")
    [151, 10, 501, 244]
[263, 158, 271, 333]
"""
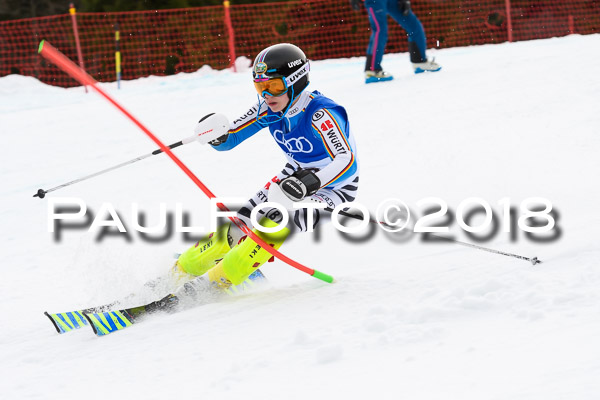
[208, 218, 289, 288]
[175, 223, 232, 276]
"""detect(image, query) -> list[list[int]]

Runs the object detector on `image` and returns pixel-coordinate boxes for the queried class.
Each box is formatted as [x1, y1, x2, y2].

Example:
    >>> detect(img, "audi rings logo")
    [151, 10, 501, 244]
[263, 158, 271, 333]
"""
[273, 130, 314, 153]
[312, 111, 325, 121]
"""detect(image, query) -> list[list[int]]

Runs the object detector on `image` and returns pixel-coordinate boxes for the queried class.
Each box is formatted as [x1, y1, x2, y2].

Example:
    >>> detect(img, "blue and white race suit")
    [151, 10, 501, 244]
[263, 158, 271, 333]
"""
[213, 90, 359, 232]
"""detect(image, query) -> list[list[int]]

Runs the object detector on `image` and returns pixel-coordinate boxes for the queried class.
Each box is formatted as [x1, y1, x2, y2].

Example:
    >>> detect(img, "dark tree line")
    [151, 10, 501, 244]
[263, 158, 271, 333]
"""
[0, 0, 292, 21]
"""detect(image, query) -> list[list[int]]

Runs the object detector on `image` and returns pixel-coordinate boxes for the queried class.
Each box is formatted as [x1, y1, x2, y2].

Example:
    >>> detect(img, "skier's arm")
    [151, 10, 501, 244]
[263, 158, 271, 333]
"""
[310, 108, 356, 188]
[211, 103, 268, 151]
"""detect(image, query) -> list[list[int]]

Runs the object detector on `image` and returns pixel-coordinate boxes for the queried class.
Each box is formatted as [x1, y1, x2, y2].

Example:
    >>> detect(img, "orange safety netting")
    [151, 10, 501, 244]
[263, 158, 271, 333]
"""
[1, 0, 598, 87]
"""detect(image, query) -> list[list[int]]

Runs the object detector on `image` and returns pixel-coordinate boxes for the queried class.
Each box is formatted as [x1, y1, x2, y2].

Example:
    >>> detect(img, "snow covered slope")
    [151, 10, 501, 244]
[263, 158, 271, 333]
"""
[1, 34, 600, 399]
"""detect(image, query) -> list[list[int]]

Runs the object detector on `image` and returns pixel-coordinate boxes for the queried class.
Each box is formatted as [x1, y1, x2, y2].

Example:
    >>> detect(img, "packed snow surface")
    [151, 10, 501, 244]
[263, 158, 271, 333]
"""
[1, 34, 600, 399]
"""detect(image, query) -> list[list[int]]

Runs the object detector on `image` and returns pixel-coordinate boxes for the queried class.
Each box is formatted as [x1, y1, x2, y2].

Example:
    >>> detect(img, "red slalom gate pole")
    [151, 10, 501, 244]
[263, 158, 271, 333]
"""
[223, 1, 237, 72]
[504, 0, 513, 43]
[37, 40, 334, 284]
[68, 3, 87, 93]
[568, 15, 575, 34]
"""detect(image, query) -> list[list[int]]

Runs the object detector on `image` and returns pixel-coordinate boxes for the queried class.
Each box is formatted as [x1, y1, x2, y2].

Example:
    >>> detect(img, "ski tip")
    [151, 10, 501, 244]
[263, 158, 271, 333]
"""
[83, 310, 134, 337]
[82, 313, 100, 336]
[45, 311, 89, 334]
[44, 311, 61, 334]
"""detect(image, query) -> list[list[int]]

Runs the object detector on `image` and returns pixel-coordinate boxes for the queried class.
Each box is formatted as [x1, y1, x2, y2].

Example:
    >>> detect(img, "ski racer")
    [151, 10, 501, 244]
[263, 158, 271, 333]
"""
[174, 43, 359, 290]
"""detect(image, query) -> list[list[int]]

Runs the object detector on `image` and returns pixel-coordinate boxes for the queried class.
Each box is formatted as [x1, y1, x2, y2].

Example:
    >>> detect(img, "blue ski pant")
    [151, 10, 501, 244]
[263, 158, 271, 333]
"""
[365, 0, 427, 71]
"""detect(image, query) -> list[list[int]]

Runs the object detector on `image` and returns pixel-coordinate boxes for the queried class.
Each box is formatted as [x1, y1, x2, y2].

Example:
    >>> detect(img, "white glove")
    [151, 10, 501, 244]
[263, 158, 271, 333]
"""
[194, 113, 230, 145]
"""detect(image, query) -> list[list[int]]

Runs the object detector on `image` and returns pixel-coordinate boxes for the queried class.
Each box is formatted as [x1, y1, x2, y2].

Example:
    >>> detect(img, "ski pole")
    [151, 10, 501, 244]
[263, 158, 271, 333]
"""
[38, 40, 335, 284]
[326, 207, 542, 265]
[33, 134, 200, 199]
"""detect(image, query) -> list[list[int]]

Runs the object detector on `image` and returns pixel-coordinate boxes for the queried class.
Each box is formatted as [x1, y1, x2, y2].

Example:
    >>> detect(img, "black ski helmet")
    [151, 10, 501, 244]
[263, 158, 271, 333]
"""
[252, 43, 310, 102]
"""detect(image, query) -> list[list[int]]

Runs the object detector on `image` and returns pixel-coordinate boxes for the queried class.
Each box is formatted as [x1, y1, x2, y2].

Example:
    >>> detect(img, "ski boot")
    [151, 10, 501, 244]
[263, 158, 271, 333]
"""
[365, 69, 394, 84]
[175, 268, 268, 306]
[412, 58, 442, 74]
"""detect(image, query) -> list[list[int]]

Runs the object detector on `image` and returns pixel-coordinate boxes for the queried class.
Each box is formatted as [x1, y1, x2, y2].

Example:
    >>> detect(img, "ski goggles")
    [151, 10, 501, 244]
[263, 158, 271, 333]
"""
[253, 77, 288, 97]
[253, 61, 311, 98]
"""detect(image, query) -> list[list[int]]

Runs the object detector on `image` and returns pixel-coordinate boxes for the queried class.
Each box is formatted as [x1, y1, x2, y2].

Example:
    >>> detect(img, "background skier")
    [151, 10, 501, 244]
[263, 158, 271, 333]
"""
[351, 0, 442, 83]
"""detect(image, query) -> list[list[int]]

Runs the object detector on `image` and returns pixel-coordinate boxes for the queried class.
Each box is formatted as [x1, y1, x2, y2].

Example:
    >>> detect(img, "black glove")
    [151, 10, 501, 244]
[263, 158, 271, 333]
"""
[350, 0, 361, 11]
[279, 169, 321, 202]
[398, 0, 411, 16]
